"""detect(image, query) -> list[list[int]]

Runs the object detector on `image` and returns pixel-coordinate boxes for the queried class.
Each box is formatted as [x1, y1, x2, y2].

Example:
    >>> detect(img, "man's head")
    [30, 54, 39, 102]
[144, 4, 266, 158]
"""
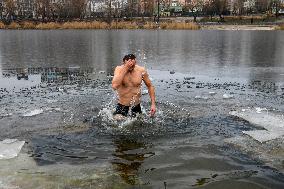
[123, 54, 136, 62]
[123, 54, 136, 70]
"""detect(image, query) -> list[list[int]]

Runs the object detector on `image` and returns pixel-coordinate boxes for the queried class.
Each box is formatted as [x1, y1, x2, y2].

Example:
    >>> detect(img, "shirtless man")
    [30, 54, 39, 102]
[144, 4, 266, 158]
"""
[112, 54, 156, 117]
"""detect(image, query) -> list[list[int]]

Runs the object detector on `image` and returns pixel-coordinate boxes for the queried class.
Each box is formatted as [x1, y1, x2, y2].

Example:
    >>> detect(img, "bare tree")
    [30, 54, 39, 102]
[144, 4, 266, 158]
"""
[231, 0, 245, 15]
[270, 0, 281, 17]
[256, 0, 270, 13]
[34, 0, 51, 21]
[185, 0, 203, 22]
[70, 0, 87, 19]
[4, 0, 16, 21]
[0, 0, 4, 19]
[212, 0, 229, 21]
[244, 0, 256, 15]
[107, 0, 112, 22]
[142, 0, 154, 17]
[203, 0, 215, 19]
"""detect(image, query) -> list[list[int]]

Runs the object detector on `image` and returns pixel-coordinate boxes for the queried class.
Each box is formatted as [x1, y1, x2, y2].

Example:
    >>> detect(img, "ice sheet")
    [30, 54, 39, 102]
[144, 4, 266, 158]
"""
[242, 130, 284, 143]
[0, 139, 25, 160]
[230, 108, 284, 142]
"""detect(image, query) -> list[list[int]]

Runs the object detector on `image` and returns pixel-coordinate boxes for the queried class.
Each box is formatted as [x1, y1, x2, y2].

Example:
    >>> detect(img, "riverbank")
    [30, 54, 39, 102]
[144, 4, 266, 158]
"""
[201, 24, 278, 30]
[0, 21, 200, 30]
[0, 20, 283, 31]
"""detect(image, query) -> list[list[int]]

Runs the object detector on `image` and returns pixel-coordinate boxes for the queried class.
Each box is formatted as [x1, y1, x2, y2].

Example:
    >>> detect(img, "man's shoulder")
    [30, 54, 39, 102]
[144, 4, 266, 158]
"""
[115, 65, 123, 71]
[135, 65, 146, 72]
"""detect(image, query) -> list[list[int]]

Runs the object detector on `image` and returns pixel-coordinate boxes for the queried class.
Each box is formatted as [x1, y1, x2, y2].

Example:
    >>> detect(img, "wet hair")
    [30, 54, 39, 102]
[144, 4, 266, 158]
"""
[123, 54, 136, 62]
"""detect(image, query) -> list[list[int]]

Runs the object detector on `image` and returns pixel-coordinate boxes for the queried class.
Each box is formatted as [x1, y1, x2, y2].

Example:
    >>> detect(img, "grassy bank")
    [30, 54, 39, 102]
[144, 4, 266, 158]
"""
[277, 23, 284, 30]
[0, 21, 200, 30]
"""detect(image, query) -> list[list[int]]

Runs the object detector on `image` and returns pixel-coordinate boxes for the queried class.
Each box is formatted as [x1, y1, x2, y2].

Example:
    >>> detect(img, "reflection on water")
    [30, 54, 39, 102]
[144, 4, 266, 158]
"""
[248, 80, 278, 94]
[111, 136, 154, 185]
[39, 67, 94, 83]
[0, 30, 283, 81]
[2, 67, 94, 83]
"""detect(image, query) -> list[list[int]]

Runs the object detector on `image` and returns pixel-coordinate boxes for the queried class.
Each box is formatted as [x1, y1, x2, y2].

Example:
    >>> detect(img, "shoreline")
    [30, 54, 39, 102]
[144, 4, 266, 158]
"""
[0, 21, 282, 31]
[0, 21, 284, 31]
[201, 24, 278, 30]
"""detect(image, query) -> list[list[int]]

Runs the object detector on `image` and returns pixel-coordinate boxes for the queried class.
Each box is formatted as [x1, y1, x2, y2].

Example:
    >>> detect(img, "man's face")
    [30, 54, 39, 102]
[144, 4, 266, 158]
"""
[128, 58, 136, 71]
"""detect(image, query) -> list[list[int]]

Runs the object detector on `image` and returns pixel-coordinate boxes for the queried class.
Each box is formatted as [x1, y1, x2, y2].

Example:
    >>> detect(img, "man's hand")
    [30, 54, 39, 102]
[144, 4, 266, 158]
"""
[124, 60, 134, 71]
[150, 104, 156, 117]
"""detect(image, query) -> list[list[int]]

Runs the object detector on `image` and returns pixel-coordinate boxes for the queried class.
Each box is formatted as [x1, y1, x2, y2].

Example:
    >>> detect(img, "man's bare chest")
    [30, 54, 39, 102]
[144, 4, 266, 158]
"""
[122, 72, 142, 87]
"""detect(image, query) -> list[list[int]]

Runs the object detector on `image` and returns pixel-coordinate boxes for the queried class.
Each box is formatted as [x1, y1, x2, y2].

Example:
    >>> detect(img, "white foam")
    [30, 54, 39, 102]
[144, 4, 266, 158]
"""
[0, 113, 12, 117]
[223, 94, 234, 99]
[98, 107, 115, 122]
[142, 90, 148, 95]
[0, 139, 25, 160]
[255, 107, 268, 114]
[98, 107, 141, 129]
[45, 107, 61, 112]
[22, 109, 43, 117]
[195, 96, 209, 100]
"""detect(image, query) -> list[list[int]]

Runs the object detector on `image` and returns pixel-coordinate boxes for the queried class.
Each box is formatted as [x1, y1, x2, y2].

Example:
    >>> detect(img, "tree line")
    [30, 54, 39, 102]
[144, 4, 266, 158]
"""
[0, 0, 87, 21]
[0, 0, 283, 22]
[185, 0, 283, 22]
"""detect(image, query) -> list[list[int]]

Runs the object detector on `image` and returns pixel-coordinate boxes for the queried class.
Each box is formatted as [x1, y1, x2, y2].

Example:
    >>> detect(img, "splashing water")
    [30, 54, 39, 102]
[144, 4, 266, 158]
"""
[97, 104, 164, 131]
[96, 93, 167, 137]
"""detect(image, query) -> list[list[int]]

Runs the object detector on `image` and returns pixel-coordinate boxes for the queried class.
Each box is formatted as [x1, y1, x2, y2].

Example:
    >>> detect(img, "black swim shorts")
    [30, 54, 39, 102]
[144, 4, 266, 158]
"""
[113, 103, 142, 117]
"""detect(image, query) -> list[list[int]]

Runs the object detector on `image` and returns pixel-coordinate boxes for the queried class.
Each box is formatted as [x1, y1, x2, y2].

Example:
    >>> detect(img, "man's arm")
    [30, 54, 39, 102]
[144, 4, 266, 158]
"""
[112, 66, 128, 90]
[142, 70, 156, 116]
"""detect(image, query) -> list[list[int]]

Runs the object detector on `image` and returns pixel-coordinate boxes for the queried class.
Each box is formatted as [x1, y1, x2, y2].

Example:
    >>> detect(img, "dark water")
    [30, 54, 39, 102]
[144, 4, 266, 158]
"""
[0, 30, 284, 189]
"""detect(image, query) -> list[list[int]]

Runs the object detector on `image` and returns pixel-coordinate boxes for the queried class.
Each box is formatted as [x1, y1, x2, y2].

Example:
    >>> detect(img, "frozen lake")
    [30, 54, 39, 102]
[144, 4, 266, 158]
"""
[0, 30, 284, 188]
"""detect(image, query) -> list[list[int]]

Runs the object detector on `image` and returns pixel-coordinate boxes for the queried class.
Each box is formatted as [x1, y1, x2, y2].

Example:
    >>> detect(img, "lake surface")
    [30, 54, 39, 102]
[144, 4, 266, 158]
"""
[0, 30, 284, 189]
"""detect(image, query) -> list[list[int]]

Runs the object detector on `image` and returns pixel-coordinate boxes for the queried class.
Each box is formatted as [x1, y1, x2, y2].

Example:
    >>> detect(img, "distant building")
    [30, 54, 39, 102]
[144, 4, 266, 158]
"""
[154, 0, 183, 17]
[86, 0, 106, 17]
[170, 0, 183, 16]
[154, 2, 170, 17]
[86, 0, 126, 18]
[280, 0, 284, 14]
